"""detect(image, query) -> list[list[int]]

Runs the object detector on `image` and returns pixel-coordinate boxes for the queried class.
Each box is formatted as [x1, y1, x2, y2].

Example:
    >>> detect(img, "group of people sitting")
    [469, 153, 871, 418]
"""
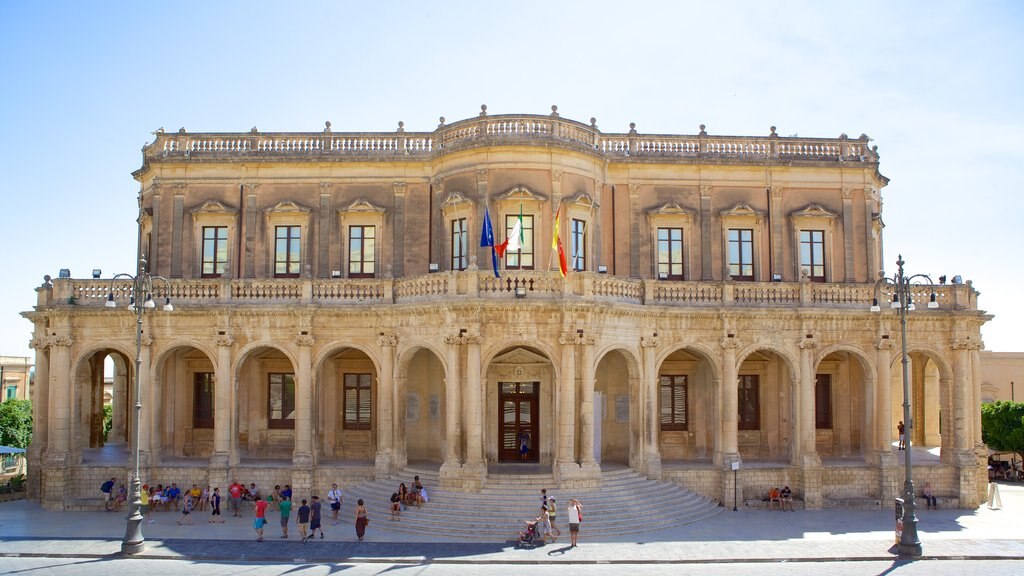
[389, 475, 428, 519]
[767, 486, 795, 511]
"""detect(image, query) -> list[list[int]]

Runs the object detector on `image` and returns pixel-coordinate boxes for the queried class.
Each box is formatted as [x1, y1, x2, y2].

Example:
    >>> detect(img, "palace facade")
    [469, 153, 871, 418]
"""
[24, 108, 990, 510]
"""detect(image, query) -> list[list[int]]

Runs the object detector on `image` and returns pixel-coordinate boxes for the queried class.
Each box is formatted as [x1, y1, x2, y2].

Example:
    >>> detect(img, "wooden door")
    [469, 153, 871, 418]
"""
[498, 382, 539, 462]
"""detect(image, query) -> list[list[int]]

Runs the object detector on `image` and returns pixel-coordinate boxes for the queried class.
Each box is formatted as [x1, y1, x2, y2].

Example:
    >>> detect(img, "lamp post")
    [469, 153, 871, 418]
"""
[871, 254, 937, 557]
[105, 258, 173, 555]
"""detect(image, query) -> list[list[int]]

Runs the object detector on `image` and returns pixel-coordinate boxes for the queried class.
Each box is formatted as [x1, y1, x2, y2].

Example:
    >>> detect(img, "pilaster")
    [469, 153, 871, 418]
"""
[374, 333, 397, 476]
[640, 334, 662, 479]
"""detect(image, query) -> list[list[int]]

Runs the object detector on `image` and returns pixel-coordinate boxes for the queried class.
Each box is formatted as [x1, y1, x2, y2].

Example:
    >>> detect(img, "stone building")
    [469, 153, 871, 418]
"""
[0, 356, 32, 402]
[24, 108, 990, 510]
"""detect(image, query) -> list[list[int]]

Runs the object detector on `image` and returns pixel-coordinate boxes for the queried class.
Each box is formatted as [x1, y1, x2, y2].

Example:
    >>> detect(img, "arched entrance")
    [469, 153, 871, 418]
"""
[153, 344, 216, 460]
[485, 346, 555, 465]
[314, 346, 377, 461]
[71, 348, 132, 464]
[236, 346, 297, 460]
[400, 347, 446, 463]
[737, 349, 796, 462]
[657, 347, 717, 462]
[814, 349, 873, 459]
[890, 351, 949, 457]
[594, 348, 640, 466]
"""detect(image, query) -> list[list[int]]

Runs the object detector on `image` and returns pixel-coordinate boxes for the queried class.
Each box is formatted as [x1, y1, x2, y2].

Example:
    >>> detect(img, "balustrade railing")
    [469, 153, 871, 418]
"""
[60, 274, 972, 310]
[146, 114, 876, 164]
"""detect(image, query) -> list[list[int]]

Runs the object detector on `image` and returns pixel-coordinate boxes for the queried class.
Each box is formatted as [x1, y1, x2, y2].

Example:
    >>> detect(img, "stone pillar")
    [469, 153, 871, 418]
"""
[171, 187, 185, 278]
[841, 188, 855, 282]
[461, 333, 486, 489]
[375, 334, 397, 476]
[109, 365, 127, 444]
[475, 170, 489, 268]
[863, 189, 876, 281]
[953, 337, 983, 509]
[770, 186, 784, 280]
[874, 339, 897, 456]
[209, 333, 233, 480]
[641, 335, 662, 478]
[139, 334, 154, 468]
[951, 339, 972, 452]
[628, 184, 641, 278]
[720, 336, 739, 456]
[43, 334, 73, 510]
[392, 182, 406, 277]
[27, 337, 49, 502]
[441, 335, 462, 474]
[556, 332, 577, 477]
[578, 335, 599, 473]
[700, 184, 713, 280]
[798, 337, 823, 509]
[293, 334, 315, 468]
[318, 183, 333, 278]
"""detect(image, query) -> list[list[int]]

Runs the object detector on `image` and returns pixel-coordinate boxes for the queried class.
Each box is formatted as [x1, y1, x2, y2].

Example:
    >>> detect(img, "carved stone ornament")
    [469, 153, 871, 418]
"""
[551, 169, 563, 183]
[699, 184, 712, 198]
[443, 335, 462, 345]
[51, 335, 73, 347]
[244, 182, 260, 194]
[951, 336, 983, 351]
[720, 337, 741, 349]
[393, 182, 407, 195]
[875, 338, 895, 350]
[29, 337, 51, 350]
[462, 334, 483, 345]
[640, 336, 660, 348]
[628, 183, 641, 196]
[841, 187, 855, 200]
[319, 182, 334, 194]
[476, 169, 489, 184]
[798, 337, 818, 350]
[339, 198, 386, 215]
[141, 335, 154, 347]
[263, 200, 311, 216]
[378, 334, 398, 348]
[440, 191, 473, 211]
[214, 334, 234, 347]
[190, 200, 237, 216]
[295, 334, 315, 347]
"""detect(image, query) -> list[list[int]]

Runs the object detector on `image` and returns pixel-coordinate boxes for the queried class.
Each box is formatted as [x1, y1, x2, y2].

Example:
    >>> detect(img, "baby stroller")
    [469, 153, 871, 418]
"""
[517, 519, 541, 549]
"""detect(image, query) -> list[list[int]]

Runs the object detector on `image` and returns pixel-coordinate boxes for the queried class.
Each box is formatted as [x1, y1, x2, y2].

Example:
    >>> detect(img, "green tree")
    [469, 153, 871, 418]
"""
[103, 404, 113, 442]
[981, 401, 1024, 461]
[0, 400, 32, 449]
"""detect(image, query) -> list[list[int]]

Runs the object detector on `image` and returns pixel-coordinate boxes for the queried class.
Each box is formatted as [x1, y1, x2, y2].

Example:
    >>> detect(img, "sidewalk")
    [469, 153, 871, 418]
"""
[0, 483, 1021, 564]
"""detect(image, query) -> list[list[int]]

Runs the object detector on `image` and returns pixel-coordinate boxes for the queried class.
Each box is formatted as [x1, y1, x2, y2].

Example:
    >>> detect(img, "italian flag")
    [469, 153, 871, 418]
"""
[552, 205, 568, 277]
[495, 205, 524, 258]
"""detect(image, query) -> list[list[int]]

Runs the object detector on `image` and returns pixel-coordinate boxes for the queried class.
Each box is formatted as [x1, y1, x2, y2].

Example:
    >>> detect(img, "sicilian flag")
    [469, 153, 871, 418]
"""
[495, 205, 523, 258]
[480, 208, 501, 278]
[551, 205, 568, 277]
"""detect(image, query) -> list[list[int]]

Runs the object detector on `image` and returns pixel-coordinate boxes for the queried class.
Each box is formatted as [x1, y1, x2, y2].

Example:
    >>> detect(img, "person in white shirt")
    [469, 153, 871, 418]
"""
[328, 483, 343, 526]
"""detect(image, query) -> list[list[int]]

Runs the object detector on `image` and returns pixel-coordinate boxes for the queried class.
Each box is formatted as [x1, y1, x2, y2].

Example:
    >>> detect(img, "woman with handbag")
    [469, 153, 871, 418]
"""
[354, 498, 369, 541]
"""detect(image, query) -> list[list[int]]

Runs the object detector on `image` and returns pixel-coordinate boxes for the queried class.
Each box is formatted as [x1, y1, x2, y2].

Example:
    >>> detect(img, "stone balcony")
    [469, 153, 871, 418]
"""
[140, 111, 878, 168]
[47, 271, 978, 312]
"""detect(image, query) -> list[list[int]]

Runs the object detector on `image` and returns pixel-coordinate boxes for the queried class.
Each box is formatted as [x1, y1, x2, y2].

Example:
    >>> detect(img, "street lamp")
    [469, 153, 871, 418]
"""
[105, 257, 173, 555]
[871, 254, 937, 557]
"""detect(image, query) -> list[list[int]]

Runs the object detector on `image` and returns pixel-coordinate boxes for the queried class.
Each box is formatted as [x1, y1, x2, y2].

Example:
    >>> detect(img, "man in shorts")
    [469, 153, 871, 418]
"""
[101, 477, 116, 512]
[328, 483, 343, 525]
[297, 499, 311, 542]
[278, 495, 292, 538]
[310, 495, 324, 539]
[253, 496, 269, 541]
[228, 480, 244, 517]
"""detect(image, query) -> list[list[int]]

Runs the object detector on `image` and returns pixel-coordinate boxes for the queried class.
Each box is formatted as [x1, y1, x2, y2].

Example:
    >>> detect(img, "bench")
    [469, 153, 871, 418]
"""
[65, 497, 107, 511]
[743, 498, 805, 510]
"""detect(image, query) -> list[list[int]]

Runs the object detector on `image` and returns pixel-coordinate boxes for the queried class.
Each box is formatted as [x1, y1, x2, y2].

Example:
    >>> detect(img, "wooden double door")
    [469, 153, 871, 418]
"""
[498, 381, 539, 462]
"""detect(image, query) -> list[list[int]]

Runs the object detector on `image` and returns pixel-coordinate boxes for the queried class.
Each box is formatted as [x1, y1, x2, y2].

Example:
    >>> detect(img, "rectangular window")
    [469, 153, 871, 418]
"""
[799, 229, 826, 282]
[344, 373, 372, 430]
[451, 217, 467, 271]
[571, 218, 586, 271]
[268, 373, 296, 429]
[348, 225, 376, 278]
[193, 372, 215, 428]
[738, 374, 760, 430]
[657, 227, 684, 280]
[274, 225, 301, 278]
[201, 226, 229, 278]
[503, 214, 534, 270]
[659, 375, 688, 431]
[815, 374, 833, 429]
[5, 386, 16, 401]
[728, 228, 754, 280]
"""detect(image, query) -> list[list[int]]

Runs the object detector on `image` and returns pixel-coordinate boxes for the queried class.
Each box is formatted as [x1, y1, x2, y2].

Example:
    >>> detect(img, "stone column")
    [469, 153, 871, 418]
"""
[293, 334, 315, 467]
[139, 334, 155, 467]
[209, 333, 233, 481]
[641, 335, 662, 478]
[375, 334, 397, 476]
[700, 184, 713, 280]
[462, 333, 486, 489]
[318, 183, 333, 278]
[874, 339, 896, 454]
[951, 338, 972, 452]
[770, 186, 784, 280]
[392, 182, 406, 277]
[579, 335, 599, 472]
[628, 184, 641, 278]
[556, 332, 577, 478]
[27, 337, 49, 502]
[798, 338, 818, 460]
[43, 335, 72, 510]
[720, 336, 739, 456]
[442, 335, 462, 467]
[109, 366, 127, 444]
[841, 188, 856, 282]
[864, 188, 877, 281]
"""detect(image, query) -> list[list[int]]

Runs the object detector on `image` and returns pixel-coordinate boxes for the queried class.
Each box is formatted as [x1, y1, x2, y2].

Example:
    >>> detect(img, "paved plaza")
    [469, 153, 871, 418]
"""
[0, 483, 1021, 565]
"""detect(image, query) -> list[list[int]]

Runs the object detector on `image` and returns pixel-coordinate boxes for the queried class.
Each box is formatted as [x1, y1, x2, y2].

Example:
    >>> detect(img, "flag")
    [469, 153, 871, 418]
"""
[552, 205, 568, 277]
[480, 208, 500, 278]
[495, 204, 523, 258]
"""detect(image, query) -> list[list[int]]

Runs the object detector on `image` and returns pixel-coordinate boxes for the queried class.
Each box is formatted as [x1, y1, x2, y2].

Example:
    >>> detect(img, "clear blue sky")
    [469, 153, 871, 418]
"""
[2, 1, 1022, 360]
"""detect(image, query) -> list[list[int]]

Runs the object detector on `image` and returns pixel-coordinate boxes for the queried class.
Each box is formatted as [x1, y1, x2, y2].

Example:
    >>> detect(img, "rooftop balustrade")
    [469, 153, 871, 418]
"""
[49, 272, 977, 312]
[142, 113, 877, 167]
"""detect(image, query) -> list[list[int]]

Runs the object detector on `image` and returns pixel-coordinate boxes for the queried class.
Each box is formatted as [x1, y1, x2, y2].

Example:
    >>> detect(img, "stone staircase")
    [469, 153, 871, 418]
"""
[338, 464, 722, 541]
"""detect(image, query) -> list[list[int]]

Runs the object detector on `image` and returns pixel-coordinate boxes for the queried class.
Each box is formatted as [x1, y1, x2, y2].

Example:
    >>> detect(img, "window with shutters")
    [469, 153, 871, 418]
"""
[738, 374, 760, 430]
[344, 373, 372, 430]
[659, 375, 688, 431]
[268, 373, 295, 429]
[451, 217, 467, 271]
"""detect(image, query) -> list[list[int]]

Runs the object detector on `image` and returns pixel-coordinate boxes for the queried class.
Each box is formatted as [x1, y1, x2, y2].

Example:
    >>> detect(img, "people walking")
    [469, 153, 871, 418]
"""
[354, 498, 369, 541]
[229, 480, 244, 517]
[209, 487, 223, 523]
[310, 495, 324, 539]
[278, 495, 292, 538]
[548, 497, 561, 537]
[568, 498, 583, 547]
[328, 483, 343, 526]
[898, 421, 906, 450]
[297, 499, 311, 542]
[140, 485, 151, 524]
[176, 493, 194, 525]
[254, 496, 269, 541]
